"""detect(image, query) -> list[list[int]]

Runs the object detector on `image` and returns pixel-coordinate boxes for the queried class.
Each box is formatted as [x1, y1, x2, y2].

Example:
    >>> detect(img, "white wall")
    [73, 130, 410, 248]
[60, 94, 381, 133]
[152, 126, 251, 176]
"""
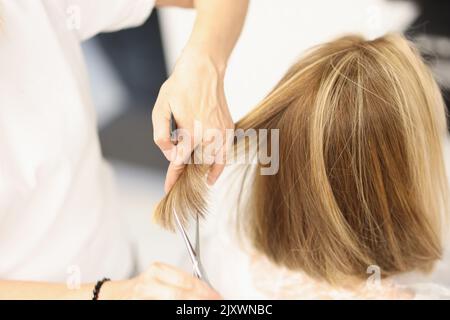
[158, 0, 417, 121]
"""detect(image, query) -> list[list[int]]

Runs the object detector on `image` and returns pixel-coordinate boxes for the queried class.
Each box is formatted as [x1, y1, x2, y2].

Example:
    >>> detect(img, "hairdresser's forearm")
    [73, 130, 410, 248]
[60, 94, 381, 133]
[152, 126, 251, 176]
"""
[156, 0, 249, 66]
[0, 280, 99, 299]
[0, 279, 132, 300]
[186, 0, 249, 68]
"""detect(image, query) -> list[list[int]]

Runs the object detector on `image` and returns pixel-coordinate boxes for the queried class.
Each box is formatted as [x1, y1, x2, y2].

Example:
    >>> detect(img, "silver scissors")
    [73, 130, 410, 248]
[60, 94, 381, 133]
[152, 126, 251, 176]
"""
[170, 114, 211, 287]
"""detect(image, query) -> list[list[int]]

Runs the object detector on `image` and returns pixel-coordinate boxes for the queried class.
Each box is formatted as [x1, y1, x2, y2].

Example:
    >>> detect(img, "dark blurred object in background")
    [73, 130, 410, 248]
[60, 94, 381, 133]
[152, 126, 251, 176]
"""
[96, 10, 168, 170]
[96, 12, 167, 109]
[393, 0, 450, 128]
[399, 0, 450, 35]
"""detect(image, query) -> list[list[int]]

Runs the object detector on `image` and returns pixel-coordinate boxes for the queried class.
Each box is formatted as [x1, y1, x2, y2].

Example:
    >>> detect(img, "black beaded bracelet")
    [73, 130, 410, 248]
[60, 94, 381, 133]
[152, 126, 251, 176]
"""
[92, 277, 111, 300]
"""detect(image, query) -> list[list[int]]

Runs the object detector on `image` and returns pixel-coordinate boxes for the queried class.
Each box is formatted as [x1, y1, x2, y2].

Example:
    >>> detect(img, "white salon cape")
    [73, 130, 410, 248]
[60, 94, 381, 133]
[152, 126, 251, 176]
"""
[0, 0, 155, 282]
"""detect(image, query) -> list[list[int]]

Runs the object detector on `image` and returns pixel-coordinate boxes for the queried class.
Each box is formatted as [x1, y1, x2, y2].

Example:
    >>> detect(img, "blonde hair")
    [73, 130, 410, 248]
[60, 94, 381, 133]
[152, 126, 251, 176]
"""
[155, 34, 449, 283]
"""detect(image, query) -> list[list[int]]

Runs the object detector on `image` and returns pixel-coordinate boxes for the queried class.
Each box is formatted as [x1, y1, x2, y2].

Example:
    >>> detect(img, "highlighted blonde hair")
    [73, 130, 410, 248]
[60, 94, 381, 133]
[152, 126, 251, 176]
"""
[155, 34, 449, 283]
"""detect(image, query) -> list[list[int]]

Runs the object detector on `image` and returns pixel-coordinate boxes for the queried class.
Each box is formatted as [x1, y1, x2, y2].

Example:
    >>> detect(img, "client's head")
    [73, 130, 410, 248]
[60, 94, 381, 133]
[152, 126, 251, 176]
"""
[155, 34, 449, 284]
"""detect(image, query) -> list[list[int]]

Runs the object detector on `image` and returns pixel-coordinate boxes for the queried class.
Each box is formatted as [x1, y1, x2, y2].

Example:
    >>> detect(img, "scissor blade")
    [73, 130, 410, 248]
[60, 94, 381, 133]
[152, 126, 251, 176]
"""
[173, 210, 197, 261]
[172, 210, 211, 286]
[195, 214, 200, 257]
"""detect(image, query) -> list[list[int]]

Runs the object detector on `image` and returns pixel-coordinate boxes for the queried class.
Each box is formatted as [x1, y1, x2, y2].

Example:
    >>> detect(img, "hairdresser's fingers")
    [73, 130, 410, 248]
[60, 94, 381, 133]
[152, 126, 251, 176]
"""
[146, 262, 195, 289]
[207, 139, 226, 185]
[141, 263, 221, 300]
[136, 278, 206, 300]
[152, 95, 176, 161]
[207, 131, 233, 185]
[201, 130, 221, 166]
[164, 162, 186, 193]
[207, 163, 225, 186]
[164, 128, 201, 193]
[144, 280, 220, 300]
[172, 130, 197, 165]
[148, 262, 215, 293]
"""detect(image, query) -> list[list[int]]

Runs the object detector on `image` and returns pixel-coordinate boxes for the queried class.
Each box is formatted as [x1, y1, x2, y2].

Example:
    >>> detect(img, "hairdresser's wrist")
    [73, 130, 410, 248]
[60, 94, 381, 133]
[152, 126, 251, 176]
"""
[180, 42, 228, 76]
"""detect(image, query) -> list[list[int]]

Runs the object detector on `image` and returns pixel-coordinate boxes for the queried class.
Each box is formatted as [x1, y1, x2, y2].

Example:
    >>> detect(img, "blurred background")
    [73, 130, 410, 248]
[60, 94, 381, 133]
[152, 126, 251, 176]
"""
[81, 0, 450, 273]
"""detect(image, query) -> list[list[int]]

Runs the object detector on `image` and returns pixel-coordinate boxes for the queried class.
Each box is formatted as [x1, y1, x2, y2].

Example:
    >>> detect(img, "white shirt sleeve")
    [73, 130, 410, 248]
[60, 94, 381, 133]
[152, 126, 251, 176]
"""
[47, 0, 155, 41]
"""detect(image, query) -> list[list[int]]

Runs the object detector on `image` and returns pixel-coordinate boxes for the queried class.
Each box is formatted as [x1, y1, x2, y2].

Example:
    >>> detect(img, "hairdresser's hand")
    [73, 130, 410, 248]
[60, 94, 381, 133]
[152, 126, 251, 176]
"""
[101, 262, 221, 300]
[152, 46, 234, 193]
